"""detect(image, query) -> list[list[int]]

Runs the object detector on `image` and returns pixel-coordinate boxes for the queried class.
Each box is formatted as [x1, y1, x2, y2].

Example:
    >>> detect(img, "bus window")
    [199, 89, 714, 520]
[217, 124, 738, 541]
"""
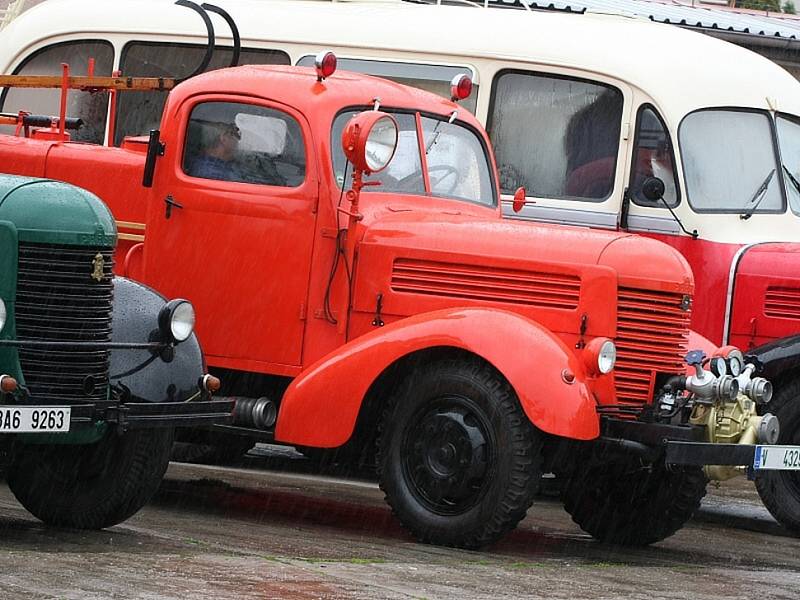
[680, 109, 783, 215]
[630, 106, 679, 208]
[0, 41, 113, 144]
[115, 42, 290, 145]
[296, 56, 477, 114]
[488, 70, 623, 200]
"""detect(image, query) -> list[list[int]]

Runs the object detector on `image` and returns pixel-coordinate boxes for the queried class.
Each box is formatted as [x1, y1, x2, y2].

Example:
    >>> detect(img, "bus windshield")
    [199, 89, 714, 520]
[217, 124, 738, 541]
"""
[332, 109, 496, 207]
[776, 113, 800, 216]
[679, 109, 784, 216]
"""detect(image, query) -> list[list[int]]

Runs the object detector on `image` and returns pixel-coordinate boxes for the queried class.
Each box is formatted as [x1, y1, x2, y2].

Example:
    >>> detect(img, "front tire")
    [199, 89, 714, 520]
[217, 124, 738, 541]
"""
[378, 357, 542, 549]
[561, 451, 707, 545]
[8, 428, 173, 529]
[756, 377, 800, 534]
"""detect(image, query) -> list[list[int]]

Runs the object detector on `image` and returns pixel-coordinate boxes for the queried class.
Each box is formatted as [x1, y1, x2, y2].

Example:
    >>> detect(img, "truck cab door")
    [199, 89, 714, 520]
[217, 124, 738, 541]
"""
[142, 97, 317, 371]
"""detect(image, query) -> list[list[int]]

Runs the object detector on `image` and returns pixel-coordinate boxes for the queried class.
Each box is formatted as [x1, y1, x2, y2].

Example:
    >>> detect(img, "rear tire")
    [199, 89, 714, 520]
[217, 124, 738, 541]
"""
[8, 428, 173, 529]
[561, 452, 707, 545]
[755, 377, 800, 534]
[378, 357, 542, 549]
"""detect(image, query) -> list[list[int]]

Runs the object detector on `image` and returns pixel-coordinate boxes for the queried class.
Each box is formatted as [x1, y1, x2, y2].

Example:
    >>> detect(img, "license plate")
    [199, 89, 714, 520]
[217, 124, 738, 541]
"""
[0, 406, 71, 433]
[754, 445, 800, 470]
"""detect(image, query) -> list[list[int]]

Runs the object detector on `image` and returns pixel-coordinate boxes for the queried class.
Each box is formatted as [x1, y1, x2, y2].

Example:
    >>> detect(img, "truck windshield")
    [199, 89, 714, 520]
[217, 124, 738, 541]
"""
[331, 109, 495, 207]
[679, 109, 784, 215]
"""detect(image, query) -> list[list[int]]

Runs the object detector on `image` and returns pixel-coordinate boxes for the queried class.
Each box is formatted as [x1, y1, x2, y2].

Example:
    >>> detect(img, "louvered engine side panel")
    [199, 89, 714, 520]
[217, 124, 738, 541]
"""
[765, 287, 800, 320]
[614, 287, 691, 405]
[15, 243, 114, 404]
[391, 258, 581, 309]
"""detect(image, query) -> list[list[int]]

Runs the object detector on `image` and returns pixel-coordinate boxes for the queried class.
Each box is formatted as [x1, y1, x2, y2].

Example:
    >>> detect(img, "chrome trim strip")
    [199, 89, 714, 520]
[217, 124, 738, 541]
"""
[722, 242, 767, 345]
[502, 201, 618, 229]
[625, 214, 682, 235]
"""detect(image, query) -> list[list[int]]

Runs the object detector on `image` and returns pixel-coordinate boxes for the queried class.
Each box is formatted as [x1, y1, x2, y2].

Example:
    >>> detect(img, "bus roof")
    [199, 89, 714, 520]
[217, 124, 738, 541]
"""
[3, 0, 799, 120]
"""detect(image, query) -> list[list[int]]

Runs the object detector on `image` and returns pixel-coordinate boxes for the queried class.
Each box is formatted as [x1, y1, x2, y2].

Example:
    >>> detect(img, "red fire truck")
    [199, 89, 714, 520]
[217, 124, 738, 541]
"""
[0, 53, 794, 548]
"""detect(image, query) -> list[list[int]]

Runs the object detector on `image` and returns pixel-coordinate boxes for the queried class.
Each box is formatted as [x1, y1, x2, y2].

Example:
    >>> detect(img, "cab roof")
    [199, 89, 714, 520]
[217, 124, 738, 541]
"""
[168, 64, 472, 123]
[4, 0, 800, 121]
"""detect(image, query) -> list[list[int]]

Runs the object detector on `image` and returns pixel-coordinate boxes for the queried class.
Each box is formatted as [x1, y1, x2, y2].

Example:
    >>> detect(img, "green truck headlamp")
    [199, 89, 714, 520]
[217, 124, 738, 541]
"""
[158, 299, 196, 344]
[0, 298, 6, 333]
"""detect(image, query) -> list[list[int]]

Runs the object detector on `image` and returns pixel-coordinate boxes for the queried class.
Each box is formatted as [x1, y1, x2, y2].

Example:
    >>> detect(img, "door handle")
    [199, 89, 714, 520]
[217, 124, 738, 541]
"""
[164, 195, 184, 219]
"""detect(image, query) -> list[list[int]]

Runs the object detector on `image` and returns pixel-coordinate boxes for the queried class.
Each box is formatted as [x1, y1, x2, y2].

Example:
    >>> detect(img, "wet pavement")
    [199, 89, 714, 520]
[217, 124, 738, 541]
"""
[1, 445, 799, 600]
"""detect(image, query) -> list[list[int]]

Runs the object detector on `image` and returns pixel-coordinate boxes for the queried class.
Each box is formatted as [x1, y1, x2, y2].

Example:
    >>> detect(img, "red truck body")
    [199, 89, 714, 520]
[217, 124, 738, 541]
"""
[8, 63, 777, 549]
[0, 66, 696, 447]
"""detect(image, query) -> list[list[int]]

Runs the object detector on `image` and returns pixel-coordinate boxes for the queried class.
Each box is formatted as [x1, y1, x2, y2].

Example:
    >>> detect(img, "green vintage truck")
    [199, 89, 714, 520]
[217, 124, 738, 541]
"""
[0, 173, 232, 528]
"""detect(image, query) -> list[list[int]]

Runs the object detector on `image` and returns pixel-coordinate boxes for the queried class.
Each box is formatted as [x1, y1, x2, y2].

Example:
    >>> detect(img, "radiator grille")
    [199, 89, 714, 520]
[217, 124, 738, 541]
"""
[15, 243, 114, 404]
[614, 287, 691, 405]
[765, 287, 800, 320]
[391, 258, 581, 309]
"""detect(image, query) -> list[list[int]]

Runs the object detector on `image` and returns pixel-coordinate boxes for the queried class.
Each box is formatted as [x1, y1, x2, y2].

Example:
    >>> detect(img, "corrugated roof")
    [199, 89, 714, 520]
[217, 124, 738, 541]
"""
[487, 0, 800, 39]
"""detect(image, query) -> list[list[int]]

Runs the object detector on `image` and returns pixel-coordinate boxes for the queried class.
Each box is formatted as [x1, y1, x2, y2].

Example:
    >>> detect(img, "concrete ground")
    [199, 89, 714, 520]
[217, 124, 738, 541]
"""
[1, 446, 799, 600]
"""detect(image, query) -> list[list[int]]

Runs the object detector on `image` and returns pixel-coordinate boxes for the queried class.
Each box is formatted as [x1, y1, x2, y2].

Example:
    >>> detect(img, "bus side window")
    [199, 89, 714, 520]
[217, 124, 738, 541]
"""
[487, 70, 623, 200]
[115, 42, 290, 145]
[630, 106, 679, 208]
[0, 41, 113, 144]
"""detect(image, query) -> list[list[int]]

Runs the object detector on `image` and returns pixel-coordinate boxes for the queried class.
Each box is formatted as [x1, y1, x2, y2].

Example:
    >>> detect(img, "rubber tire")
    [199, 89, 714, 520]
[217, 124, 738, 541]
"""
[7, 428, 173, 529]
[755, 377, 800, 534]
[561, 455, 707, 545]
[378, 357, 543, 549]
[170, 434, 254, 465]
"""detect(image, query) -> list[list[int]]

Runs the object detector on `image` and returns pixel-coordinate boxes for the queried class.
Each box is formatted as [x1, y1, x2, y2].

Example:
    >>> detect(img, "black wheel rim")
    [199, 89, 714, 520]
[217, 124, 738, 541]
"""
[401, 395, 496, 516]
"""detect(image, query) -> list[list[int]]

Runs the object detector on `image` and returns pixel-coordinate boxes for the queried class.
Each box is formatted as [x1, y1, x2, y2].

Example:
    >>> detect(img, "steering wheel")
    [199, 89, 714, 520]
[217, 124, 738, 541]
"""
[395, 165, 460, 194]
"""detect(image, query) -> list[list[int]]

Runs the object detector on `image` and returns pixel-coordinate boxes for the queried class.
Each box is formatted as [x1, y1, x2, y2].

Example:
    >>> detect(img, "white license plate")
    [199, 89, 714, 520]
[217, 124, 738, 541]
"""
[754, 445, 800, 470]
[0, 406, 71, 433]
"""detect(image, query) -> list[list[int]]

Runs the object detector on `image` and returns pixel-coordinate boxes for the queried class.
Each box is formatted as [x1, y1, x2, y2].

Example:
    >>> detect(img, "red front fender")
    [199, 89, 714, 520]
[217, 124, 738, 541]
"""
[275, 307, 599, 447]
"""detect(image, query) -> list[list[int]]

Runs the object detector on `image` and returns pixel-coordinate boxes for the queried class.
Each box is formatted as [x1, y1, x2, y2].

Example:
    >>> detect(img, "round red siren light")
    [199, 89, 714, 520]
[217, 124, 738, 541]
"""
[450, 74, 473, 101]
[315, 50, 337, 81]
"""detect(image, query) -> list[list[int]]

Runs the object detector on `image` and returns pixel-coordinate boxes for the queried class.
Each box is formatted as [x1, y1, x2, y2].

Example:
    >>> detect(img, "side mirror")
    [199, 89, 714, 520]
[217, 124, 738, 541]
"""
[341, 111, 398, 174]
[512, 187, 527, 213]
[641, 176, 665, 202]
[142, 129, 165, 188]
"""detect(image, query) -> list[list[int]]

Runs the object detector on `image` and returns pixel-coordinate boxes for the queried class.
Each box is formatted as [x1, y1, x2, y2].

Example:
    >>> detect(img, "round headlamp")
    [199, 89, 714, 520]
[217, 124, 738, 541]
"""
[341, 111, 398, 174]
[583, 337, 617, 376]
[0, 298, 6, 333]
[597, 340, 617, 374]
[158, 299, 196, 344]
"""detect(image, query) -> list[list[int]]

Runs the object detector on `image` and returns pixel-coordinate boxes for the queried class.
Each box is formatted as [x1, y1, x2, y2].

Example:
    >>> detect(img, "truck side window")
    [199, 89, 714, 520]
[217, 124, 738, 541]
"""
[0, 41, 113, 144]
[487, 70, 623, 200]
[183, 101, 305, 187]
[630, 106, 679, 208]
[116, 42, 290, 145]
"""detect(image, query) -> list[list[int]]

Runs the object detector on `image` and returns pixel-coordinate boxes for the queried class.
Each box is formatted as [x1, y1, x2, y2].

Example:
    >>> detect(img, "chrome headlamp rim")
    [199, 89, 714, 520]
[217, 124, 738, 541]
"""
[598, 340, 617, 375]
[158, 298, 196, 344]
[0, 298, 6, 333]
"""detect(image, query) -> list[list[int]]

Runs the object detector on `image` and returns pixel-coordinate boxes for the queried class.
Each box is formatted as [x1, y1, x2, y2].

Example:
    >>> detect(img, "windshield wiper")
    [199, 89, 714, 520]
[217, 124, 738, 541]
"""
[425, 111, 458, 155]
[740, 168, 775, 220]
[783, 164, 800, 197]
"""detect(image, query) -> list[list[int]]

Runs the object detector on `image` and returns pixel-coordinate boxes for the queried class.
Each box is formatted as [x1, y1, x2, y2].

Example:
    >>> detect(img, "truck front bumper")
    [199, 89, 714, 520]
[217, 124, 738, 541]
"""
[602, 417, 800, 470]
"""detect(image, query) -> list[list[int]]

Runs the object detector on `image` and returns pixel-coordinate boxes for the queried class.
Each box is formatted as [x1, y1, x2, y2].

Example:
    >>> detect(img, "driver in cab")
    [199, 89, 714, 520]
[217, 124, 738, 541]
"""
[185, 117, 285, 186]
[186, 121, 246, 182]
